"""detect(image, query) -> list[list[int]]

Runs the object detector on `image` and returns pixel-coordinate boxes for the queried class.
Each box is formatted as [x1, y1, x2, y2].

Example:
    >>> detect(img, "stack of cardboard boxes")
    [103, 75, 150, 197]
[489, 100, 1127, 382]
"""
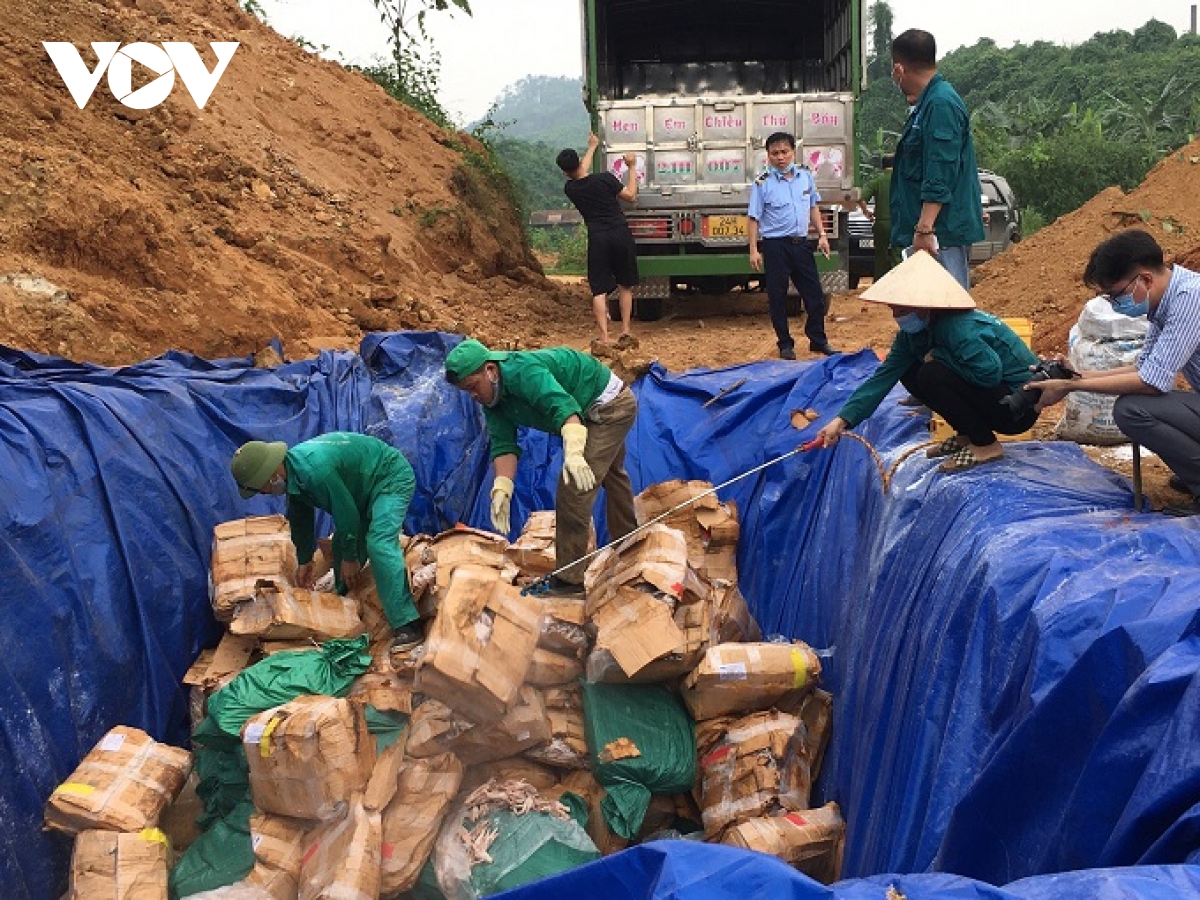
[54, 481, 842, 898]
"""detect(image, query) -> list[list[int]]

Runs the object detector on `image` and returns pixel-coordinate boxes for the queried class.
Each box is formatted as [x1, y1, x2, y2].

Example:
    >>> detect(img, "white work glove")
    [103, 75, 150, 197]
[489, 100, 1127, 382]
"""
[560, 422, 596, 492]
[490, 476, 514, 534]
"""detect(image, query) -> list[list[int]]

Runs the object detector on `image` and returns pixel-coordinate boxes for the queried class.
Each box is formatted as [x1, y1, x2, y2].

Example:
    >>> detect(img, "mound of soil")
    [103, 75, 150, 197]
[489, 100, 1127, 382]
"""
[0, 0, 590, 365]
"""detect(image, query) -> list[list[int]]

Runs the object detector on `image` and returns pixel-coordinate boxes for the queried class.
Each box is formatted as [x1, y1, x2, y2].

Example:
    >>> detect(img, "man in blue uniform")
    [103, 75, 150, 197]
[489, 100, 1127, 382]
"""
[747, 131, 836, 360]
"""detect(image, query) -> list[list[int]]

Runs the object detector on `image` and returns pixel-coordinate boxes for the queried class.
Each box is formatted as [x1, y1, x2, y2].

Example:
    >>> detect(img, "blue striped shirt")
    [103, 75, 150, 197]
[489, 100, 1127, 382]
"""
[1138, 265, 1200, 392]
[747, 166, 821, 238]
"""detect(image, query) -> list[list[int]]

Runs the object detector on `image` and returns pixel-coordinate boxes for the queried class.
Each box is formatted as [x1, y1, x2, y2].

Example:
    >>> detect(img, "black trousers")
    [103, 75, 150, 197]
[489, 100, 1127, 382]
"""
[1114, 391, 1200, 496]
[902, 360, 1037, 447]
[760, 237, 828, 350]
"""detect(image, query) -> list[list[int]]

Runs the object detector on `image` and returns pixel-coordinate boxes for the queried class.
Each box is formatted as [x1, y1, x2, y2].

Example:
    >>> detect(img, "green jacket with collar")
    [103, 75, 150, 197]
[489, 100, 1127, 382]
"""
[837, 310, 1038, 427]
[483, 348, 614, 459]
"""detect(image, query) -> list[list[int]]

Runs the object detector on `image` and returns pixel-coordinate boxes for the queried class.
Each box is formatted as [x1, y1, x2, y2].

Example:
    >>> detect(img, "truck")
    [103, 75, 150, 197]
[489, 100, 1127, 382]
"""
[580, 0, 865, 320]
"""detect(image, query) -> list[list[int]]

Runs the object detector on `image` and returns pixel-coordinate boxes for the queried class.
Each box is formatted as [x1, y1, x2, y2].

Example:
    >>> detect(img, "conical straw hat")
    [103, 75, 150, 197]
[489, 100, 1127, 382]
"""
[861, 249, 976, 309]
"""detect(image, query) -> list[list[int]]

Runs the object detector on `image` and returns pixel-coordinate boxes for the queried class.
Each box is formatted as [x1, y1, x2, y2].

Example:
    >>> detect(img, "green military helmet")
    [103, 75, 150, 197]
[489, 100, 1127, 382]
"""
[444, 338, 507, 384]
[230, 440, 288, 499]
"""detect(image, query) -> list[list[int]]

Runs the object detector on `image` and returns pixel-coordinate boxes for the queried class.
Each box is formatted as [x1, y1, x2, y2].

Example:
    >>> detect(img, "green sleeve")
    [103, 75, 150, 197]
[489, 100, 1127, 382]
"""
[513, 361, 583, 430]
[287, 496, 317, 565]
[836, 339, 918, 427]
[920, 99, 965, 204]
[484, 406, 521, 460]
[324, 475, 364, 562]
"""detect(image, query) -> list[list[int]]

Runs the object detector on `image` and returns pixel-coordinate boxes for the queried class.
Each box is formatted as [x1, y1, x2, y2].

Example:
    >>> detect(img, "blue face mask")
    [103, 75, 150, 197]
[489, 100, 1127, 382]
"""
[895, 312, 927, 333]
[1110, 293, 1149, 318]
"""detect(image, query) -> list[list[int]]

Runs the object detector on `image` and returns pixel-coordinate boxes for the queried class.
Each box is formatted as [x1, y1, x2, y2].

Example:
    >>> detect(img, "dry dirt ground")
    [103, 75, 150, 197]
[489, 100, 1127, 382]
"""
[3, 0, 1199, 511]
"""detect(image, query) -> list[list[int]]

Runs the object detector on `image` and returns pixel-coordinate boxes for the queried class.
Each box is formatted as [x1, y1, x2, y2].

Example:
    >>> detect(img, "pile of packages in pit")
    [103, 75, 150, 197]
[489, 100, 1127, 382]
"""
[47, 481, 843, 899]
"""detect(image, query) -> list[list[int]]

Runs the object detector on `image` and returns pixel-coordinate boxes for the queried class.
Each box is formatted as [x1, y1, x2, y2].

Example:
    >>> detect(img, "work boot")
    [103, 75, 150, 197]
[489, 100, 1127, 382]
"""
[1168, 474, 1191, 494]
[779, 345, 797, 360]
[389, 622, 424, 652]
[545, 576, 585, 597]
[809, 342, 837, 356]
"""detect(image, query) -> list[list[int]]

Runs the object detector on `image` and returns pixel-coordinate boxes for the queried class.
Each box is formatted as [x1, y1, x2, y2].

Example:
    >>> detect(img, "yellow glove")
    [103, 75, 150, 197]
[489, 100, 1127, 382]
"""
[560, 422, 596, 492]
[490, 476, 514, 534]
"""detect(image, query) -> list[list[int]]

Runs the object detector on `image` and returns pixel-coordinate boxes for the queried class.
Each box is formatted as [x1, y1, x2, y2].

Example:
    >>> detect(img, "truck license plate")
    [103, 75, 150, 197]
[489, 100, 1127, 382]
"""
[861, 238, 874, 249]
[703, 215, 748, 238]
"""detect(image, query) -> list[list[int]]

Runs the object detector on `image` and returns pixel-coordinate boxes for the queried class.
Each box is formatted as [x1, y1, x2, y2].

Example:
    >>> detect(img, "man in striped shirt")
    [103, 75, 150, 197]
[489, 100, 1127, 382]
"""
[1033, 229, 1200, 516]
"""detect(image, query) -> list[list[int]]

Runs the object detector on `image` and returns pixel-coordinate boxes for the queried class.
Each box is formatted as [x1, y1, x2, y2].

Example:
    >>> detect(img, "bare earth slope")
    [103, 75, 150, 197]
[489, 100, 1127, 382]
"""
[0, 0, 589, 365]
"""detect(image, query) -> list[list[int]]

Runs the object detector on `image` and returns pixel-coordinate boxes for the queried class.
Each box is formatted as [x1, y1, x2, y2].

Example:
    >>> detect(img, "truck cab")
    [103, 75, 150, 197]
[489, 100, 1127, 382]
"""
[582, 0, 864, 318]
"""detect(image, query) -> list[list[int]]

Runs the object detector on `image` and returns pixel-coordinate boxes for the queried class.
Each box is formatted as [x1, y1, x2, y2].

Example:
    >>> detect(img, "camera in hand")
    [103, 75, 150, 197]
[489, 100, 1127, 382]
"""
[1000, 359, 1077, 416]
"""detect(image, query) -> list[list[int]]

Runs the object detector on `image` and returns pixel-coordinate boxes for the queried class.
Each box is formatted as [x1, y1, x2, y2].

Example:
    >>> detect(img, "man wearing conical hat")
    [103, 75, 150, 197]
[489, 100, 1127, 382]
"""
[444, 338, 637, 594]
[230, 432, 423, 652]
[817, 251, 1041, 472]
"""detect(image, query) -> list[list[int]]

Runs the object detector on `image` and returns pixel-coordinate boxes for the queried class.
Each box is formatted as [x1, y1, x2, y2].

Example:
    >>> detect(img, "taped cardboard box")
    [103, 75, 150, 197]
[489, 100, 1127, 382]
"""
[710, 580, 762, 645]
[428, 525, 519, 602]
[583, 525, 714, 683]
[407, 689, 551, 766]
[634, 480, 740, 582]
[190, 812, 311, 900]
[526, 646, 584, 686]
[525, 687, 589, 770]
[534, 595, 589, 658]
[229, 581, 364, 641]
[299, 796, 380, 900]
[347, 670, 421, 717]
[681, 641, 822, 721]
[183, 633, 258, 725]
[380, 751, 464, 895]
[414, 563, 541, 725]
[210, 515, 297, 622]
[505, 510, 595, 577]
[46, 726, 192, 836]
[719, 801, 845, 884]
[699, 710, 812, 838]
[69, 828, 169, 900]
[243, 696, 374, 821]
[778, 688, 833, 782]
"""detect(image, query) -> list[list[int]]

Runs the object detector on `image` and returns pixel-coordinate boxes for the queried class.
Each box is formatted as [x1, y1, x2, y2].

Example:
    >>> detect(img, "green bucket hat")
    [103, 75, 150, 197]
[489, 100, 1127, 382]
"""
[230, 440, 288, 499]
[444, 338, 506, 384]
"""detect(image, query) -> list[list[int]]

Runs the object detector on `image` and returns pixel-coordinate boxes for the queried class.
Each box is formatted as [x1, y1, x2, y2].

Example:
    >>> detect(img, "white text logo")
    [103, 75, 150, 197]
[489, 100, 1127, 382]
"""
[42, 41, 239, 110]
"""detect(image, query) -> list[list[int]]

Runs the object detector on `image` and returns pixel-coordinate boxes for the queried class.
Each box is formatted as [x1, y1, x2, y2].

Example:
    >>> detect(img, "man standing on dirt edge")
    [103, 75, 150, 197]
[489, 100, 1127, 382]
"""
[557, 132, 640, 350]
[230, 432, 423, 652]
[747, 131, 836, 360]
[445, 338, 638, 595]
[889, 29, 984, 291]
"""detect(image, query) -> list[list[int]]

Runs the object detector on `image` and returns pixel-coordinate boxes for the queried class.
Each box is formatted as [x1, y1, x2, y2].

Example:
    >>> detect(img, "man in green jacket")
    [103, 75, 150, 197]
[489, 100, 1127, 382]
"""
[859, 153, 898, 281]
[817, 251, 1040, 472]
[445, 339, 638, 594]
[230, 432, 422, 651]
[889, 29, 984, 291]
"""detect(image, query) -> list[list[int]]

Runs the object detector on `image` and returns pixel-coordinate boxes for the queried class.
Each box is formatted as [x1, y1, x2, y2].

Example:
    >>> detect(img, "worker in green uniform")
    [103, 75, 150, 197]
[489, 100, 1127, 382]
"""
[444, 339, 638, 595]
[230, 432, 422, 651]
[858, 154, 898, 280]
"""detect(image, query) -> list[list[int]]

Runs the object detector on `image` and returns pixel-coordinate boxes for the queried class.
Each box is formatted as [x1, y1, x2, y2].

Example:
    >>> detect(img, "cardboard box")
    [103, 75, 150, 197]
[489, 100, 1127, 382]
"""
[534, 595, 589, 658]
[526, 647, 584, 686]
[429, 525, 519, 599]
[681, 641, 822, 721]
[414, 564, 541, 724]
[699, 710, 812, 838]
[710, 580, 762, 645]
[505, 510, 595, 577]
[69, 828, 169, 899]
[347, 671, 420, 717]
[299, 796, 381, 900]
[380, 751, 464, 895]
[583, 525, 714, 683]
[407, 690, 551, 766]
[243, 696, 374, 821]
[46, 727, 192, 835]
[237, 812, 309, 900]
[525, 689, 589, 770]
[634, 480, 740, 581]
[720, 802, 845, 884]
[210, 515, 297, 621]
[230, 580, 364, 641]
[183, 633, 258, 724]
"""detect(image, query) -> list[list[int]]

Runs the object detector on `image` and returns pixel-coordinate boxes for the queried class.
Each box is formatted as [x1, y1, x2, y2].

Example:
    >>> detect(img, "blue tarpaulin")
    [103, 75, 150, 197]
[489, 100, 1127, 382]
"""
[1, 332, 1198, 899]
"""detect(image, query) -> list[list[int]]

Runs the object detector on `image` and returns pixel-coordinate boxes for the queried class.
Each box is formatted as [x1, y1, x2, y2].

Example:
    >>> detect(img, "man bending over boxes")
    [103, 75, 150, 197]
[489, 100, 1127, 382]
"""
[230, 432, 422, 651]
[445, 339, 638, 596]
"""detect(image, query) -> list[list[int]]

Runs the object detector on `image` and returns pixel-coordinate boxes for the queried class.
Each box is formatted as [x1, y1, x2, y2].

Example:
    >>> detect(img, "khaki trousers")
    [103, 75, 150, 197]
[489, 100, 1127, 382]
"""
[556, 387, 638, 583]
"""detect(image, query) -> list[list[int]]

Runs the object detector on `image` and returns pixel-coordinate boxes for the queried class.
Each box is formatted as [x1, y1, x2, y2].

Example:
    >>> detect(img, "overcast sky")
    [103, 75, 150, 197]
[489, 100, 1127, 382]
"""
[257, 0, 1197, 124]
